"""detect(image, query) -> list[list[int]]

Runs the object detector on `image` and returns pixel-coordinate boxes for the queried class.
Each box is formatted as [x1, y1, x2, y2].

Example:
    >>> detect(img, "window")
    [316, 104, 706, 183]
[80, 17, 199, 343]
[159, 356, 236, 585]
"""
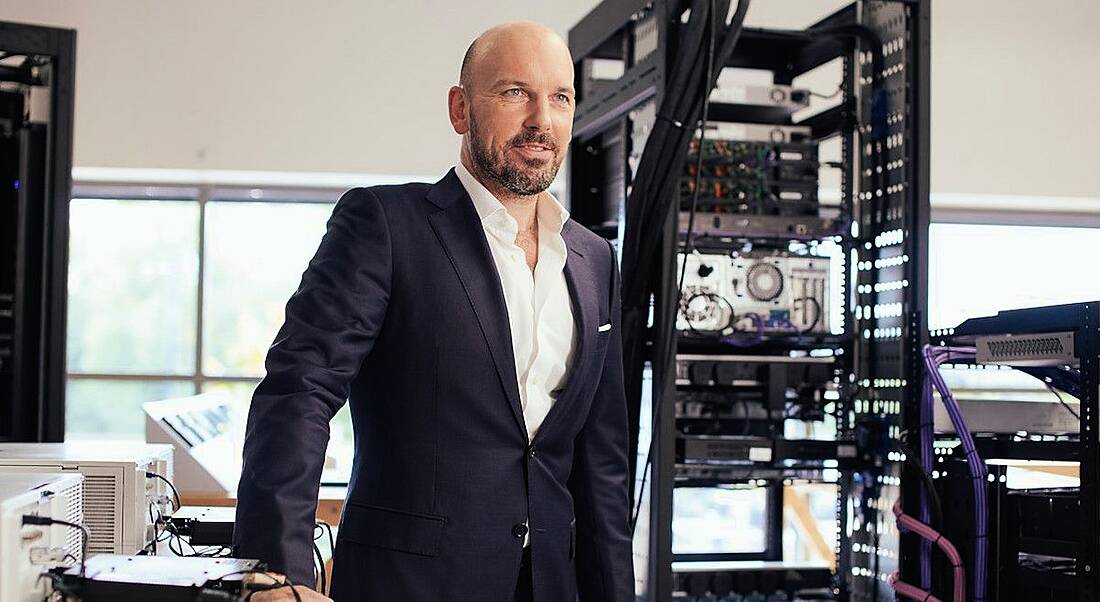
[928, 223, 1100, 330]
[66, 378, 195, 439]
[67, 198, 199, 376]
[66, 197, 200, 440]
[66, 184, 353, 482]
[202, 201, 332, 376]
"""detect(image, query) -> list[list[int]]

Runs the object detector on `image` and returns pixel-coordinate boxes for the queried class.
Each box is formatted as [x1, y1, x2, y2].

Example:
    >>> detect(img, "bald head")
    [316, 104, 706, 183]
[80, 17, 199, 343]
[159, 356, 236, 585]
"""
[459, 21, 571, 90]
[448, 21, 575, 200]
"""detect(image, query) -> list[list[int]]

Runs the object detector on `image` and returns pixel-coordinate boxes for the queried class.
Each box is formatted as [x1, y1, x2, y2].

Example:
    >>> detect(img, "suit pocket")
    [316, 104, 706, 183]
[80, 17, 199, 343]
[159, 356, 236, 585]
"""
[595, 321, 612, 344]
[341, 501, 447, 557]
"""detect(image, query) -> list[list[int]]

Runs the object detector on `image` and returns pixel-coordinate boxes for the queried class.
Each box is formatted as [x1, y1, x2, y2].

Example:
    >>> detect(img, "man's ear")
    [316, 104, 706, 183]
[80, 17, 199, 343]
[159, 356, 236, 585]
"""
[448, 86, 469, 135]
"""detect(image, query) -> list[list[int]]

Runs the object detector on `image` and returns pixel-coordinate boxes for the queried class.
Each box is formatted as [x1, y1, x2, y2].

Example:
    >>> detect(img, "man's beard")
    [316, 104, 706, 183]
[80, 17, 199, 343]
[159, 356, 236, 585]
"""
[468, 114, 562, 197]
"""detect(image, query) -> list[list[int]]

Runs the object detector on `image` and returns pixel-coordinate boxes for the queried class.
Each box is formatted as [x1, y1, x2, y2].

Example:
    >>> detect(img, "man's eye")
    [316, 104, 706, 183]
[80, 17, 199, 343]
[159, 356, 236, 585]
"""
[555, 94, 572, 103]
[504, 88, 524, 97]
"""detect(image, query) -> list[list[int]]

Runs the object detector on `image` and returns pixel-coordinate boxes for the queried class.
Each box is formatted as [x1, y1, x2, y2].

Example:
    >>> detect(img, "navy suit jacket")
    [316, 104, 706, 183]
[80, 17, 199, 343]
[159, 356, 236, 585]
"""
[233, 168, 634, 601]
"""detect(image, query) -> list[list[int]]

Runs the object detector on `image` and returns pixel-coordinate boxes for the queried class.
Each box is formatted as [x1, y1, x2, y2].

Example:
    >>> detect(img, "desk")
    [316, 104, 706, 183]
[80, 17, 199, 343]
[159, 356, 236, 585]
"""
[179, 485, 348, 526]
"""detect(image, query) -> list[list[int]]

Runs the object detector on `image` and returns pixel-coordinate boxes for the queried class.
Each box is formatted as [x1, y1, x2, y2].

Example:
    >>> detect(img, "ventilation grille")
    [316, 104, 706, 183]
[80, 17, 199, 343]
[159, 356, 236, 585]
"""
[58, 478, 85, 560]
[83, 474, 120, 554]
[976, 332, 1076, 366]
[988, 337, 1064, 357]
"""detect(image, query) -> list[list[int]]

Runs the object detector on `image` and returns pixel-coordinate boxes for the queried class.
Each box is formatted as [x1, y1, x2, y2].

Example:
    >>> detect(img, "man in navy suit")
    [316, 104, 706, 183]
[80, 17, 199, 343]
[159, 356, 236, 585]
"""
[236, 21, 635, 602]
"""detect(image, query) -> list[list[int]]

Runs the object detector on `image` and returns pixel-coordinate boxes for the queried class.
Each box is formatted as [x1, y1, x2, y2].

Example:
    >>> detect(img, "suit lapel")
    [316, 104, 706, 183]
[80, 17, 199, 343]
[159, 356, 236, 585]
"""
[532, 220, 599, 443]
[426, 170, 527, 440]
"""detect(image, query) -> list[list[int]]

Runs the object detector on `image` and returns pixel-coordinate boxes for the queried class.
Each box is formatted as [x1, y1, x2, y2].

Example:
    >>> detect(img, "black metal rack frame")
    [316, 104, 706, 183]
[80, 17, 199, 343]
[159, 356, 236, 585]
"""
[0, 21, 76, 442]
[567, 1, 930, 600]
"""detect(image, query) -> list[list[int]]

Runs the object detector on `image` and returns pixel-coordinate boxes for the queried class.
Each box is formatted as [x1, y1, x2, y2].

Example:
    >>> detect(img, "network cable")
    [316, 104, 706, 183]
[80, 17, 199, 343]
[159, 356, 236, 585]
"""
[920, 345, 986, 601]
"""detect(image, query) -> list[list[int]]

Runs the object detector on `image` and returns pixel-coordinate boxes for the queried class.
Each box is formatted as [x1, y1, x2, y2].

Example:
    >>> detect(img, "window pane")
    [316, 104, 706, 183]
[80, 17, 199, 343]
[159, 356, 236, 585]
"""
[202, 201, 333, 377]
[66, 378, 195, 440]
[929, 223, 1100, 330]
[672, 487, 767, 554]
[67, 199, 199, 374]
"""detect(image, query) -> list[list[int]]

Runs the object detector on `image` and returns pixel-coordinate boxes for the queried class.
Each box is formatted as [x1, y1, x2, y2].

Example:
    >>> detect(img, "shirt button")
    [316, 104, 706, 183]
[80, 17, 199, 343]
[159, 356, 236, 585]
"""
[512, 523, 529, 539]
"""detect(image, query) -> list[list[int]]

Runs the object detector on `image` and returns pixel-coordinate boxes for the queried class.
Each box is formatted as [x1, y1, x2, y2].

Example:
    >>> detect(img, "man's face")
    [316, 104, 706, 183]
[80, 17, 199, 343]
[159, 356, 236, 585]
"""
[452, 30, 575, 197]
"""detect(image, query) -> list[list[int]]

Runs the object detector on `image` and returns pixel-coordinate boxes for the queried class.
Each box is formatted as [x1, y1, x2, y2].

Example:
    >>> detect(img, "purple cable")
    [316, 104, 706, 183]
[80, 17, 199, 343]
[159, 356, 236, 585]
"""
[922, 344, 986, 602]
[932, 346, 986, 600]
[722, 312, 764, 347]
[926, 347, 985, 594]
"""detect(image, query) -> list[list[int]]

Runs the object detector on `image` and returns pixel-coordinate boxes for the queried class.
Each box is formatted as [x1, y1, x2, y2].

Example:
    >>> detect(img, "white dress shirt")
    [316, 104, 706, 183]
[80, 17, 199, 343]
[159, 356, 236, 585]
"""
[455, 162, 577, 444]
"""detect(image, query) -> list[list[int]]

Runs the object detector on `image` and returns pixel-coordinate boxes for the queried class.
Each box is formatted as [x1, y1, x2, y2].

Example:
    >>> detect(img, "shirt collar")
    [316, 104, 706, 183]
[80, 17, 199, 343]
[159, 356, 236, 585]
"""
[454, 161, 570, 234]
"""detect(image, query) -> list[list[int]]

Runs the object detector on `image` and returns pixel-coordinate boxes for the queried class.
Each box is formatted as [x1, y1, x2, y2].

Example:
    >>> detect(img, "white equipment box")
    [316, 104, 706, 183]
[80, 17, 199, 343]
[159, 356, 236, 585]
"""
[0, 442, 173, 556]
[0, 472, 84, 602]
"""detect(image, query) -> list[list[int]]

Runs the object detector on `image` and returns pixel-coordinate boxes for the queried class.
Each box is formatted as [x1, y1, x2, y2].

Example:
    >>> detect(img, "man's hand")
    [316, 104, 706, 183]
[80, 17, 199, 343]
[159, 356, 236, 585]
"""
[244, 573, 332, 601]
[249, 585, 332, 601]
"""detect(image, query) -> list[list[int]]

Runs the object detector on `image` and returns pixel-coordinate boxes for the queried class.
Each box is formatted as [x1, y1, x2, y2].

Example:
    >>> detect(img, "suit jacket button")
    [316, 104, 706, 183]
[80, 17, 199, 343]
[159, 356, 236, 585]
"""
[512, 523, 529, 538]
[527, 444, 537, 458]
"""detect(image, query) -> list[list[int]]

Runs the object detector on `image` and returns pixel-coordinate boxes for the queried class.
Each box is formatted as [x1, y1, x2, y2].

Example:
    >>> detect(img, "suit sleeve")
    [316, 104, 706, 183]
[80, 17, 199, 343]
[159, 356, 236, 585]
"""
[233, 187, 391, 587]
[569, 239, 635, 602]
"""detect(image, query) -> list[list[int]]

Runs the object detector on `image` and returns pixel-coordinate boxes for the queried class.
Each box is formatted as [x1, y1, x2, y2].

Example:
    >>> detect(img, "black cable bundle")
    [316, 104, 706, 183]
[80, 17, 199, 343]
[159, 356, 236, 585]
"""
[620, 0, 751, 509]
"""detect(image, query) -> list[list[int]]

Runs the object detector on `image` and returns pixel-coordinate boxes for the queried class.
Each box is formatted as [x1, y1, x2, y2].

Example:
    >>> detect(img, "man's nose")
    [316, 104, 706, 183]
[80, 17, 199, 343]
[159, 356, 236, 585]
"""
[522, 96, 553, 133]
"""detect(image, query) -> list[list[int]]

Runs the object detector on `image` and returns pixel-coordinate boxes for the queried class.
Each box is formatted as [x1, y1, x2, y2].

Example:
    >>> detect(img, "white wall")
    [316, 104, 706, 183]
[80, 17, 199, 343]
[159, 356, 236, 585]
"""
[0, 0, 598, 179]
[2, 0, 1097, 197]
[929, 1, 1100, 199]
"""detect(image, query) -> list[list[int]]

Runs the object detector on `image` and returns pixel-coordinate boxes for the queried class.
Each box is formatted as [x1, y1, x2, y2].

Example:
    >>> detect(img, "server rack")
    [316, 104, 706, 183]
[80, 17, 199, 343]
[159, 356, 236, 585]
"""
[935, 302, 1100, 600]
[0, 22, 76, 442]
[567, 1, 930, 600]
